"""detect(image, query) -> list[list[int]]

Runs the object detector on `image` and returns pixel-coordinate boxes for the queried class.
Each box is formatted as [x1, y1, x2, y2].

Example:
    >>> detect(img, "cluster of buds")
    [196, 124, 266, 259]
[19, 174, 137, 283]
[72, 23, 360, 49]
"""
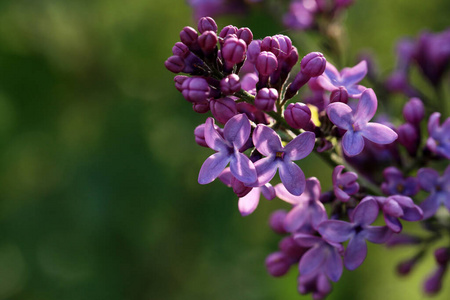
[165, 16, 450, 299]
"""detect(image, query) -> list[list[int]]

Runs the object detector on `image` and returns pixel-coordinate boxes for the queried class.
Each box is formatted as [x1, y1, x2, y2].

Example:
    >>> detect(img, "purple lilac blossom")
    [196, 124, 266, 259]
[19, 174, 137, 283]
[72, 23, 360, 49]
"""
[426, 112, 450, 159]
[275, 178, 327, 232]
[250, 125, 315, 195]
[198, 114, 257, 184]
[317, 60, 367, 98]
[318, 198, 392, 270]
[332, 165, 359, 202]
[417, 165, 450, 219]
[381, 166, 420, 197]
[326, 88, 398, 157]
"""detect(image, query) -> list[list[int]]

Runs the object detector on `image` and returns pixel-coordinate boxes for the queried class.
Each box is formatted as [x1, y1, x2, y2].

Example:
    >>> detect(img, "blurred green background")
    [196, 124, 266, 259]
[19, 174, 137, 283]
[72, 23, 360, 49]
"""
[0, 0, 449, 299]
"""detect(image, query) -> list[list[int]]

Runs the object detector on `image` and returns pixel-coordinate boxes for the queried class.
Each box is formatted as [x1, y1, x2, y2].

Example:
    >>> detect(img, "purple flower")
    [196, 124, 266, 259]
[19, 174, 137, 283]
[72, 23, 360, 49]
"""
[417, 166, 450, 219]
[381, 166, 419, 196]
[426, 112, 450, 159]
[326, 88, 398, 157]
[275, 178, 327, 232]
[198, 114, 257, 185]
[332, 165, 359, 202]
[371, 195, 423, 233]
[318, 198, 392, 270]
[297, 270, 332, 300]
[317, 60, 367, 98]
[250, 125, 315, 195]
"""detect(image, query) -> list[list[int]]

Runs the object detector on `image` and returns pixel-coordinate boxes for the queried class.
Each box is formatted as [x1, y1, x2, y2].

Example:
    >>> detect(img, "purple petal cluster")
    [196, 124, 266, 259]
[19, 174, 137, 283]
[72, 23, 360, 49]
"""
[418, 165, 450, 219]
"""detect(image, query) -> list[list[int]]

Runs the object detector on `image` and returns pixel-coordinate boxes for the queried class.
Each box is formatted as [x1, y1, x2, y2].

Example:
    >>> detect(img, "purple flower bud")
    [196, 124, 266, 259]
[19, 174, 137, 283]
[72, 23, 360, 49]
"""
[386, 233, 422, 247]
[210, 97, 237, 124]
[221, 37, 247, 70]
[261, 36, 280, 57]
[301, 52, 326, 77]
[434, 247, 450, 266]
[236, 27, 253, 45]
[255, 51, 278, 76]
[247, 40, 262, 63]
[219, 25, 238, 46]
[231, 177, 252, 197]
[403, 98, 425, 125]
[197, 16, 218, 34]
[424, 266, 446, 295]
[220, 74, 241, 95]
[194, 123, 214, 147]
[279, 236, 308, 261]
[273, 35, 293, 59]
[330, 87, 349, 104]
[172, 42, 190, 58]
[165, 55, 186, 73]
[397, 123, 420, 156]
[254, 88, 278, 111]
[284, 102, 312, 129]
[192, 102, 210, 113]
[180, 26, 199, 51]
[269, 209, 288, 234]
[284, 47, 299, 71]
[198, 30, 218, 54]
[397, 258, 418, 276]
[181, 77, 210, 103]
[265, 252, 292, 277]
[174, 75, 188, 92]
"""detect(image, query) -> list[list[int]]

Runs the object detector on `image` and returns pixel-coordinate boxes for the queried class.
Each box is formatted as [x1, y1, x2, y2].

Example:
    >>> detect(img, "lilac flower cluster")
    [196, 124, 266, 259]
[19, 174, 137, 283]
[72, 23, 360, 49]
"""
[165, 14, 450, 299]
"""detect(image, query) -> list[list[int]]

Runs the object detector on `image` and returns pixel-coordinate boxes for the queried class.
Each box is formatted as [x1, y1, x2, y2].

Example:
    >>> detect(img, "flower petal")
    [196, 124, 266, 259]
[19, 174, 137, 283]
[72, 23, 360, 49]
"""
[309, 201, 328, 230]
[284, 202, 308, 232]
[417, 168, 440, 192]
[261, 184, 276, 200]
[318, 220, 354, 243]
[354, 88, 377, 126]
[230, 151, 257, 184]
[364, 226, 392, 243]
[274, 183, 306, 205]
[362, 123, 398, 144]
[420, 194, 441, 219]
[223, 114, 251, 149]
[252, 156, 278, 187]
[204, 117, 228, 151]
[326, 102, 353, 130]
[252, 124, 283, 156]
[198, 152, 231, 184]
[340, 60, 367, 87]
[299, 245, 325, 276]
[342, 131, 364, 157]
[279, 162, 306, 196]
[384, 214, 402, 233]
[238, 188, 260, 216]
[284, 131, 316, 161]
[325, 247, 343, 282]
[351, 199, 379, 226]
[428, 112, 441, 137]
[344, 235, 367, 270]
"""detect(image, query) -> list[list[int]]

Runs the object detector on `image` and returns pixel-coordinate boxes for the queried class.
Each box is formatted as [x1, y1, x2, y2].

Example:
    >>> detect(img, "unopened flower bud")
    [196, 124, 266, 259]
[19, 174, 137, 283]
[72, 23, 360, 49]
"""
[236, 27, 253, 45]
[255, 51, 278, 76]
[261, 36, 280, 57]
[180, 26, 199, 52]
[279, 236, 307, 261]
[284, 103, 312, 129]
[198, 16, 218, 34]
[255, 88, 278, 111]
[397, 123, 419, 156]
[265, 252, 292, 277]
[403, 98, 425, 125]
[231, 177, 252, 197]
[220, 74, 241, 95]
[210, 97, 237, 124]
[192, 102, 210, 113]
[330, 87, 349, 104]
[174, 75, 189, 92]
[269, 209, 288, 234]
[181, 77, 210, 103]
[222, 37, 247, 70]
[247, 40, 262, 63]
[434, 247, 450, 266]
[219, 25, 238, 46]
[397, 257, 418, 276]
[424, 266, 446, 295]
[198, 30, 218, 54]
[301, 52, 326, 77]
[172, 42, 190, 58]
[274, 34, 293, 59]
[165, 55, 185, 73]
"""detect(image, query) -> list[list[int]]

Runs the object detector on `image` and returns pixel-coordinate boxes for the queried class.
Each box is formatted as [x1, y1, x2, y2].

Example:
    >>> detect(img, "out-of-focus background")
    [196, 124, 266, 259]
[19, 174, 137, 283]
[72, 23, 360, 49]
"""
[0, 0, 449, 299]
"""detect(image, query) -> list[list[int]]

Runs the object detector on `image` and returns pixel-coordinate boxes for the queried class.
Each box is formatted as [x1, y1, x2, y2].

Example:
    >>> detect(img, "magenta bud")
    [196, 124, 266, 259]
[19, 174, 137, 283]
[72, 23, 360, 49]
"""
[197, 16, 218, 34]
[279, 236, 307, 261]
[284, 47, 299, 70]
[236, 27, 253, 45]
[397, 258, 417, 276]
[198, 30, 218, 54]
[210, 97, 237, 124]
[220, 74, 241, 95]
[255, 51, 278, 76]
[301, 52, 326, 77]
[192, 102, 210, 113]
[403, 98, 425, 124]
[397, 123, 419, 156]
[424, 266, 446, 295]
[273, 34, 293, 59]
[247, 40, 262, 63]
[222, 37, 247, 68]
[284, 102, 312, 129]
[261, 36, 280, 57]
[180, 26, 198, 47]
[255, 88, 278, 111]
[265, 252, 292, 277]
[231, 177, 252, 197]
[181, 77, 210, 103]
[269, 210, 288, 234]
[434, 247, 450, 266]
[165, 55, 185, 73]
[172, 42, 190, 58]
[219, 25, 238, 46]
[174, 75, 189, 92]
[194, 123, 209, 147]
[330, 87, 349, 104]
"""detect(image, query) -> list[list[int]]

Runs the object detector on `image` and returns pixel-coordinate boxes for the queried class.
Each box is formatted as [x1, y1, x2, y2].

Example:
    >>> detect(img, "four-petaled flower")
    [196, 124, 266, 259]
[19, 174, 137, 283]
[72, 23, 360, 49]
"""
[332, 165, 359, 202]
[327, 88, 398, 157]
[426, 112, 450, 159]
[418, 165, 450, 219]
[251, 124, 315, 195]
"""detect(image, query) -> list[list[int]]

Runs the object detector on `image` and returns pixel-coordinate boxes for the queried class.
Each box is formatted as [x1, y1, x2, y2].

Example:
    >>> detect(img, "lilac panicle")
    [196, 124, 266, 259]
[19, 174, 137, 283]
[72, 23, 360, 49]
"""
[317, 60, 368, 98]
[326, 88, 398, 157]
[198, 114, 257, 185]
[251, 125, 315, 195]
[318, 198, 392, 270]
[426, 112, 450, 159]
[332, 165, 359, 202]
[417, 165, 450, 219]
[381, 166, 419, 197]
